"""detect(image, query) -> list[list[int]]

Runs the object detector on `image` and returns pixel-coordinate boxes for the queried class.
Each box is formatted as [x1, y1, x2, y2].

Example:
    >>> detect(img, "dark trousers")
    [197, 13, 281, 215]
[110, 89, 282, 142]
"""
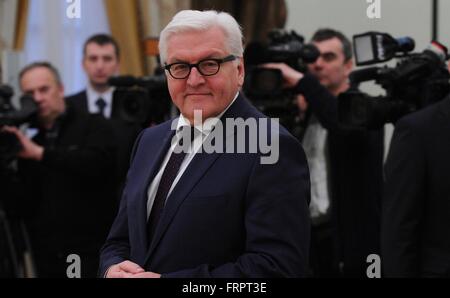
[309, 221, 339, 277]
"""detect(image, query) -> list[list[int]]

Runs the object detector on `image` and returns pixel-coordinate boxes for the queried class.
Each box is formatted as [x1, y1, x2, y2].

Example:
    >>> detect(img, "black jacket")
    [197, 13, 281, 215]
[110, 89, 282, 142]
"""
[296, 74, 384, 276]
[382, 94, 450, 277]
[18, 103, 117, 276]
[66, 90, 142, 196]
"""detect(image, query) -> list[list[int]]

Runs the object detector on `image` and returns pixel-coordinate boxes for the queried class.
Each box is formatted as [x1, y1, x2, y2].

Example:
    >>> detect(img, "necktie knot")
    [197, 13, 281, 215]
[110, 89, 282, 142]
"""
[95, 97, 107, 117]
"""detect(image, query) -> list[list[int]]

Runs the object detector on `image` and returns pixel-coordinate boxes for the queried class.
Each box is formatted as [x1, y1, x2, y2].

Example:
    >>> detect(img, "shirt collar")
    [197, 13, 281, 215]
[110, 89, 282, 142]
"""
[86, 84, 115, 104]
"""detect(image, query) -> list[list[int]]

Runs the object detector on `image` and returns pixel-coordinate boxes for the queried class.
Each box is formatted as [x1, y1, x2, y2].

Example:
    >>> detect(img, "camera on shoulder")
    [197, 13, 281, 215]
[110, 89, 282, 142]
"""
[339, 31, 450, 129]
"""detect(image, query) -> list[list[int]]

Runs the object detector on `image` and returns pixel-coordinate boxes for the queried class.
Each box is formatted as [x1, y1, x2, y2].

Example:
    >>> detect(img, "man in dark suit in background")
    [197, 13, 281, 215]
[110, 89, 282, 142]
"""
[99, 10, 311, 278]
[382, 93, 450, 277]
[67, 34, 120, 119]
[67, 34, 141, 199]
[3, 62, 117, 277]
[262, 29, 384, 277]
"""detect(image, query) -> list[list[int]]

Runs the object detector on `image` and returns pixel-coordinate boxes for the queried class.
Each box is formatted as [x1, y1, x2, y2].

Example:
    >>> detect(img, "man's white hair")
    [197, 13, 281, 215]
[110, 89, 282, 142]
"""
[159, 10, 244, 64]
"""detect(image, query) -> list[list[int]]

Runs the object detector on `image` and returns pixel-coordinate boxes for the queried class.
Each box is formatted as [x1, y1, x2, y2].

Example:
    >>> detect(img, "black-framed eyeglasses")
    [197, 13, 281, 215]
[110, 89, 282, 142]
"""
[164, 55, 237, 79]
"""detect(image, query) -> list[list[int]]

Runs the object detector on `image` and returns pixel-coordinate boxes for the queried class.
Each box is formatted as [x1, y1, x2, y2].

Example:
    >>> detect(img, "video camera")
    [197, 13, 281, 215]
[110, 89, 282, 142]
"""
[0, 85, 37, 277]
[243, 29, 319, 135]
[244, 29, 319, 97]
[339, 32, 450, 129]
[0, 85, 37, 166]
[108, 71, 171, 126]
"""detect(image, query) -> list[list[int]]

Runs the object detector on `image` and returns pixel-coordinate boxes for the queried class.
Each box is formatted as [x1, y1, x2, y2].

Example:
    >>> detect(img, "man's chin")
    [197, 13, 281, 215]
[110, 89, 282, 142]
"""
[92, 80, 109, 87]
[317, 78, 329, 85]
[185, 94, 213, 102]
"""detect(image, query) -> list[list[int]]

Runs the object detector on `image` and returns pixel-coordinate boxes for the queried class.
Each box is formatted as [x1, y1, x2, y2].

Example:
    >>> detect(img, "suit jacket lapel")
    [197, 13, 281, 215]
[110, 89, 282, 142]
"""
[135, 126, 175, 260]
[81, 90, 89, 112]
[111, 91, 119, 118]
[144, 94, 253, 262]
[145, 149, 222, 261]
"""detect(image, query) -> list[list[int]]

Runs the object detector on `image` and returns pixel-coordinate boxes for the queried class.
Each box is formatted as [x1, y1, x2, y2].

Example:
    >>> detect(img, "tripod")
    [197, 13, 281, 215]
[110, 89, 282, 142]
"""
[0, 203, 36, 278]
[0, 160, 36, 278]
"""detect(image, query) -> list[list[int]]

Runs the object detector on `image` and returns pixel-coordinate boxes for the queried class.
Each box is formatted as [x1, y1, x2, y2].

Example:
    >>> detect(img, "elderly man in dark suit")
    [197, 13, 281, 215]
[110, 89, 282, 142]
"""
[99, 10, 311, 278]
[382, 93, 450, 277]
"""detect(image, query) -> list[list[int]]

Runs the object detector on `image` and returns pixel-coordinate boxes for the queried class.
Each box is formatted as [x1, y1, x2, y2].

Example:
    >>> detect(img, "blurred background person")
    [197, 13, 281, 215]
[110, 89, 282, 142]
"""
[2, 62, 117, 277]
[382, 91, 450, 277]
[262, 28, 384, 277]
[67, 34, 120, 119]
[67, 34, 142, 202]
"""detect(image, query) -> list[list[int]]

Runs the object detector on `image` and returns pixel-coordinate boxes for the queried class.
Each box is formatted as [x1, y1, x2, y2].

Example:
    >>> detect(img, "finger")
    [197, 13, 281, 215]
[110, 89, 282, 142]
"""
[2, 126, 26, 141]
[107, 271, 134, 278]
[129, 272, 150, 278]
[119, 261, 145, 274]
[130, 272, 160, 278]
[260, 62, 283, 69]
[1, 126, 18, 134]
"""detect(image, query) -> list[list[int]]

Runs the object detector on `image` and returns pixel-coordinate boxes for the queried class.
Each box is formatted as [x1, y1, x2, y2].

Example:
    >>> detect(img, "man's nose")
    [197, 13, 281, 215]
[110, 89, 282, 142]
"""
[32, 92, 44, 102]
[187, 67, 205, 86]
[94, 59, 105, 69]
[314, 56, 325, 69]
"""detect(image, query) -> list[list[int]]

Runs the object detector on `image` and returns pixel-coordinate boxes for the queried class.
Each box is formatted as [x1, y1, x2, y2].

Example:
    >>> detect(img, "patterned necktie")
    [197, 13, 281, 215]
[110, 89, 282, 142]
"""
[147, 127, 195, 246]
[95, 97, 107, 117]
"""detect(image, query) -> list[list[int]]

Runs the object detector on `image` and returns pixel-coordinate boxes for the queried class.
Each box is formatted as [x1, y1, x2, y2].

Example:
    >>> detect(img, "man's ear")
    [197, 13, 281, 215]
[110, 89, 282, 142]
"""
[115, 60, 121, 75]
[58, 83, 65, 98]
[343, 58, 353, 77]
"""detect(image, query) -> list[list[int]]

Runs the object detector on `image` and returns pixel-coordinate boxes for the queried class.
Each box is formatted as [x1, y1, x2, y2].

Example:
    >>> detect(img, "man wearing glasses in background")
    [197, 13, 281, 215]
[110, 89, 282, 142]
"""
[99, 10, 311, 278]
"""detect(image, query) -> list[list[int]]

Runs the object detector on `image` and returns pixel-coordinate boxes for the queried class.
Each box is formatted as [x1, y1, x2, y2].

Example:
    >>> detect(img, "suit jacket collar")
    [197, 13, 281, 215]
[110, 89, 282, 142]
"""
[75, 89, 120, 118]
[136, 126, 175, 258]
[70, 90, 89, 113]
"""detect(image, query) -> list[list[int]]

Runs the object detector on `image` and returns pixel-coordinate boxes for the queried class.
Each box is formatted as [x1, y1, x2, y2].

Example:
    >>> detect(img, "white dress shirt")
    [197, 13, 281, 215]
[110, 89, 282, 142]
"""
[302, 116, 330, 224]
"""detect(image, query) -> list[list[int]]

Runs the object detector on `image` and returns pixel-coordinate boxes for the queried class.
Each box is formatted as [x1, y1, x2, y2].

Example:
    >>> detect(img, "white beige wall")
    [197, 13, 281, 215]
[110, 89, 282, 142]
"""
[1, 0, 19, 83]
[0, 0, 18, 50]
[286, 0, 434, 52]
[439, 0, 450, 48]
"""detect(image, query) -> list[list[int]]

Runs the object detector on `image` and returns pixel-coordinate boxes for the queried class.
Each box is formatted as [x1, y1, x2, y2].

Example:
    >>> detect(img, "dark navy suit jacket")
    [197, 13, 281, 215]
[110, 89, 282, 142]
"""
[99, 94, 311, 277]
[382, 94, 450, 277]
